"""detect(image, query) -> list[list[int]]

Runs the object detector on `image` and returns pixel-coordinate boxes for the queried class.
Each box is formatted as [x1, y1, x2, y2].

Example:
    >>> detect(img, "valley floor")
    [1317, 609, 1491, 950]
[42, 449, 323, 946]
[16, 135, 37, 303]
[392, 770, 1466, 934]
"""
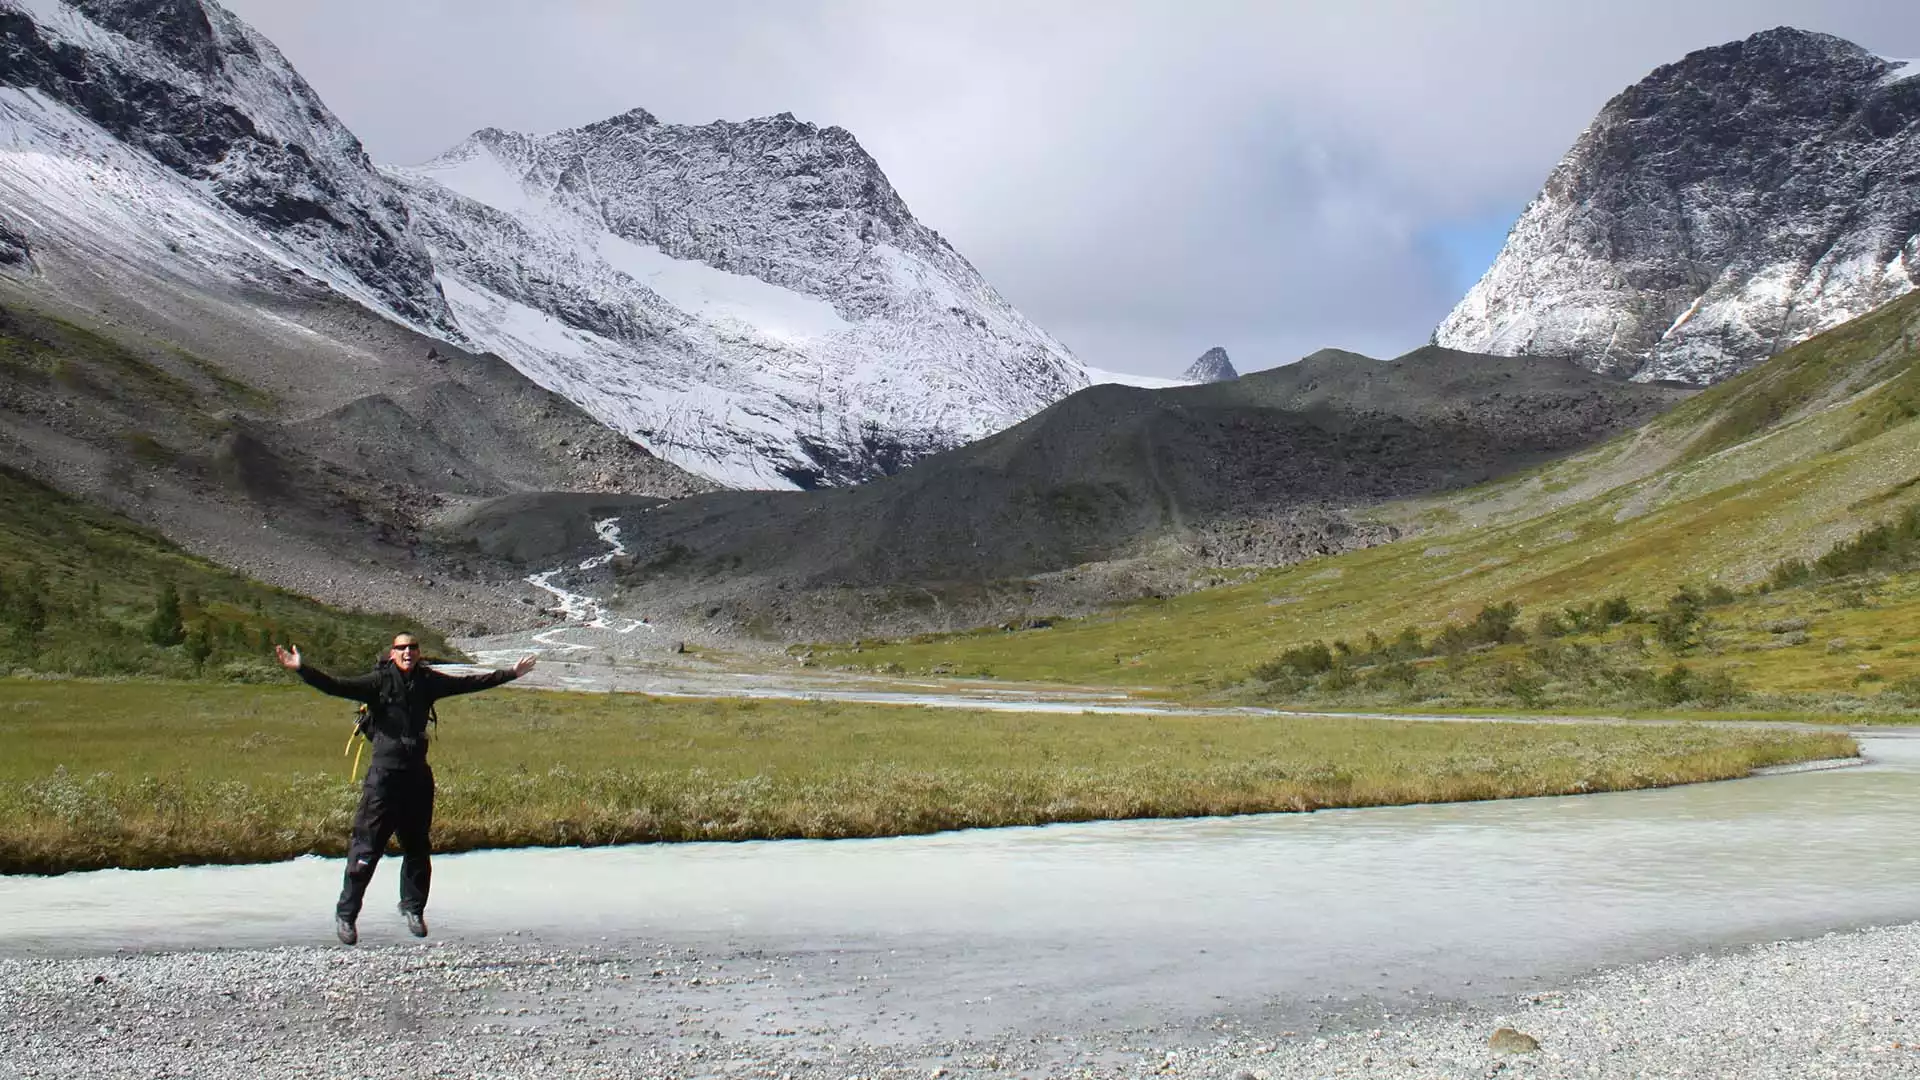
[2, 922, 1913, 1079]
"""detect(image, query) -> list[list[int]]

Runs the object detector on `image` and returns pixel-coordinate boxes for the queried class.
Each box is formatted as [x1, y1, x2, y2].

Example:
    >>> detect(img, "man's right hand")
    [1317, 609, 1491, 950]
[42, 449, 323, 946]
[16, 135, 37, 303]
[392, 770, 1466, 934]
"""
[274, 644, 302, 670]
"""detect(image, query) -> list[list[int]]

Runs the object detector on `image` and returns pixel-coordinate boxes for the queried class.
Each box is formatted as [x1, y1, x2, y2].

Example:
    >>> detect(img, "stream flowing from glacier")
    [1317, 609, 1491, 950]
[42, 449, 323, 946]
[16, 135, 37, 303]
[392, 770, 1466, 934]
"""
[518, 516, 654, 655]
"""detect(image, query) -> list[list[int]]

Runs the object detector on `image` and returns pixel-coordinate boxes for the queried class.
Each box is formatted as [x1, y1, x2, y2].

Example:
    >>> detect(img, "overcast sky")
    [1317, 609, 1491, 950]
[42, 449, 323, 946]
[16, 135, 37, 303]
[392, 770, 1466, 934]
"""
[223, 1, 1920, 378]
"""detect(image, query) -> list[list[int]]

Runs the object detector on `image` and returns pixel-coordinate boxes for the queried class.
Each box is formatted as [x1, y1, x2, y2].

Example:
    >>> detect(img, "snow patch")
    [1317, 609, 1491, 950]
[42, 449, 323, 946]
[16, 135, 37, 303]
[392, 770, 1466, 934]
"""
[1879, 57, 1919, 85]
[437, 274, 801, 489]
[1084, 366, 1193, 389]
[593, 232, 850, 345]
[410, 140, 535, 216]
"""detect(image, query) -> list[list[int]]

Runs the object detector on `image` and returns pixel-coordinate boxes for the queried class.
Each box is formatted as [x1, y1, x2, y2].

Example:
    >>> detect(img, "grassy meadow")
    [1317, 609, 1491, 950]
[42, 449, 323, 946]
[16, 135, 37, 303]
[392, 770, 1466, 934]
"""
[0, 678, 1851, 874]
[817, 294, 1920, 705]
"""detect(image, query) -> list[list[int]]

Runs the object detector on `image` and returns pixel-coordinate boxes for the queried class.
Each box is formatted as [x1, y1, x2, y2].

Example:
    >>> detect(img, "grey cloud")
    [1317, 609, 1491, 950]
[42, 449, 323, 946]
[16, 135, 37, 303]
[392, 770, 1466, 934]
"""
[224, 0, 1920, 375]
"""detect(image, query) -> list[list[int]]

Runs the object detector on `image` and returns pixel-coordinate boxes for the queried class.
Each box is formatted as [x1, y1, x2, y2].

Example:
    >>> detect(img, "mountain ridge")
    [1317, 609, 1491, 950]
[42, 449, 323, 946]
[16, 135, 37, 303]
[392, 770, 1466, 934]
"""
[0, 0, 1091, 493]
[1435, 26, 1920, 384]
[438, 343, 1688, 641]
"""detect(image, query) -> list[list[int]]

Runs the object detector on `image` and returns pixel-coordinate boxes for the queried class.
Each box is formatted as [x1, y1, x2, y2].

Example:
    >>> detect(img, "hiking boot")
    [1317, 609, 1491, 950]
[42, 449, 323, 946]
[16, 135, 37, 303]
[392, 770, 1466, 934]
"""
[335, 915, 358, 946]
[400, 905, 428, 938]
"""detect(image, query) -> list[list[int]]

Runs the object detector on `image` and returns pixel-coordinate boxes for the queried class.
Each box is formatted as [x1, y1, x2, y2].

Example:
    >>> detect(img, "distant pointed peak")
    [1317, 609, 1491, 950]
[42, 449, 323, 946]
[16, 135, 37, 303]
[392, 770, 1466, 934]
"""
[578, 106, 660, 136]
[1183, 346, 1238, 383]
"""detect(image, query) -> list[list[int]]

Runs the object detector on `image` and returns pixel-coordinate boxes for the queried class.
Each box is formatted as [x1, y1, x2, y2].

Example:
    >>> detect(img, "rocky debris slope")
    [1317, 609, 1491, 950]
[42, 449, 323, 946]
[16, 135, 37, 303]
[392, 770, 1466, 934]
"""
[0, 271, 712, 635]
[437, 344, 1686, 641]
[1182, 345, 1238, 382]
[0, 0, 455, 332]
[391, 113, 1087, 488]
[1436, 28, 1920, 384]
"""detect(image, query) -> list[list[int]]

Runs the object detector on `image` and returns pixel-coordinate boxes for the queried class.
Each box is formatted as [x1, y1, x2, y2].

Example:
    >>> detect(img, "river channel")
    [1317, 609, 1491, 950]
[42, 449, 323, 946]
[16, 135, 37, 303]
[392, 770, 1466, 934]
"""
[2, 731, 1915, 1041]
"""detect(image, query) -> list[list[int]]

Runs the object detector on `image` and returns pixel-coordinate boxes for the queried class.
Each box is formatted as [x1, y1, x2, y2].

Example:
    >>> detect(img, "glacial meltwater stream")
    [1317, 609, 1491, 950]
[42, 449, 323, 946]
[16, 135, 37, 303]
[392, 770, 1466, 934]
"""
[2, 733, 1916, 1039]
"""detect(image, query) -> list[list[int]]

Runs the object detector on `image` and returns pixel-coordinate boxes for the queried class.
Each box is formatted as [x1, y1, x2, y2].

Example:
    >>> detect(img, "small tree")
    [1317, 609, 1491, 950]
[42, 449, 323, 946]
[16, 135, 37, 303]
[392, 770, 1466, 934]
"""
[147, 583, 185, 647]
[13, 568, 48, 641]
[185, 621, 214, 669]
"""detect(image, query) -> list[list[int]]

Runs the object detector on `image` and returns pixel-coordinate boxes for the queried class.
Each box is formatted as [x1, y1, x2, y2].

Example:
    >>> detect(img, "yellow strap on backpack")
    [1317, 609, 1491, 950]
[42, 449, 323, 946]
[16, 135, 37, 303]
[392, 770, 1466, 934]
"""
[344, 704, 368, 781]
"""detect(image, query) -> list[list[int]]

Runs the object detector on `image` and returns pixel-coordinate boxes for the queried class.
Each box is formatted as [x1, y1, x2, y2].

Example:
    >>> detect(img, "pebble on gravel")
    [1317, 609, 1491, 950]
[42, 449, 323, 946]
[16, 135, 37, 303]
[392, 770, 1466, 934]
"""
[1488, 1026, 1541, 1053]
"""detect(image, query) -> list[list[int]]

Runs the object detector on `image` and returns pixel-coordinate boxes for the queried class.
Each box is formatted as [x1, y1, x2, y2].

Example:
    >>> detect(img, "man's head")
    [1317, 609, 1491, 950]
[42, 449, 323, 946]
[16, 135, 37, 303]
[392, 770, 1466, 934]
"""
[389, 634, 422, 672]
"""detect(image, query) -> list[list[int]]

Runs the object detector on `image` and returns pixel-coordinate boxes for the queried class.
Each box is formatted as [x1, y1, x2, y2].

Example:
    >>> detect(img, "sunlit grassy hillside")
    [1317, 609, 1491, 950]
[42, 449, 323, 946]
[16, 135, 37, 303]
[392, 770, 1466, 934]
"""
[825, 293, 1920, 697]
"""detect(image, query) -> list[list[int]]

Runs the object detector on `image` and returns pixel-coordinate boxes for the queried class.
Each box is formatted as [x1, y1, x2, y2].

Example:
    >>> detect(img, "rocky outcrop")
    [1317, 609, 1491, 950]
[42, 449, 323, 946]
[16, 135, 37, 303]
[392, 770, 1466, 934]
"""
[0, 0, 455, 332]
[1182, 346, 1238, 383]
[1435, 28, 1920, 383]
[0, 212, 29, 266]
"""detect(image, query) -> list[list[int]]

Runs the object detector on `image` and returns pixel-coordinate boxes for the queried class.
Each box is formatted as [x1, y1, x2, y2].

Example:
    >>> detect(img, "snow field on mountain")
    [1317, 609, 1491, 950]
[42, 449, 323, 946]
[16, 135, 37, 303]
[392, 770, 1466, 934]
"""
[438, 275, 816, 490]
[1083, 366, 1191, 389]
[414, 142, 853, 347]
[0, 87, 411, 328]
[593, 233, 851, 346]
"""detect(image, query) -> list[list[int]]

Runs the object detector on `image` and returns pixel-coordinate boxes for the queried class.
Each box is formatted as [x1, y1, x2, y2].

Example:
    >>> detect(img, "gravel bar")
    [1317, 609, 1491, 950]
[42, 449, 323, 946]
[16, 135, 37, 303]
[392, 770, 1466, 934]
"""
[3, 923, 1916, 1079]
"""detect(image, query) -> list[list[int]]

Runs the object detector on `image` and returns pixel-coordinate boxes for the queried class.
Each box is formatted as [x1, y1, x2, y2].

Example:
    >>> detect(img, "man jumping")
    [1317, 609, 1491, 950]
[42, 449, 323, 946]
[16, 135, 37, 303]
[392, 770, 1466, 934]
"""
[275, 634, 535, 945]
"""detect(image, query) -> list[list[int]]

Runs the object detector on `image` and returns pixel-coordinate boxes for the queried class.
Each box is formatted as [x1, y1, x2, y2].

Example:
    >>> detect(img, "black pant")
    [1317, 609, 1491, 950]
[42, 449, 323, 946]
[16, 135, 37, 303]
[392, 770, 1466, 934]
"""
[337, 764, 435, 919]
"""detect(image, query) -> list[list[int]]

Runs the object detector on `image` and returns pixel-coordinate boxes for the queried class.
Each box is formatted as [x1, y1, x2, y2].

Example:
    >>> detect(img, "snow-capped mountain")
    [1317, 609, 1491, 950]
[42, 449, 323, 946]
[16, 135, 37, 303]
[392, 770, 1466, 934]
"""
[0, 0, 1092, 490]
[1436, 28, 1920, 383]
[0, 0, 455, 333]
[1183, 346, 1238, 383]
[390, 112, 1087, 488]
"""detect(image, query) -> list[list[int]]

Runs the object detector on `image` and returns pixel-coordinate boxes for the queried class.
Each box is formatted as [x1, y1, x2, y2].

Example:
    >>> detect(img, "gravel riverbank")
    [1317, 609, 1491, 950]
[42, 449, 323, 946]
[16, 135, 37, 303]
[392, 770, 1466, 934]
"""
[3, 922, 1914, 1079]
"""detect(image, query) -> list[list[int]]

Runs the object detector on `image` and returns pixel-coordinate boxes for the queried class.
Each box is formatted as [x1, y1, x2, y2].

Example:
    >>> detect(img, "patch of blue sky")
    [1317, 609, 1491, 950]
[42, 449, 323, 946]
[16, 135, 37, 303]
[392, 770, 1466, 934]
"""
[1418, 210, 1520, 296]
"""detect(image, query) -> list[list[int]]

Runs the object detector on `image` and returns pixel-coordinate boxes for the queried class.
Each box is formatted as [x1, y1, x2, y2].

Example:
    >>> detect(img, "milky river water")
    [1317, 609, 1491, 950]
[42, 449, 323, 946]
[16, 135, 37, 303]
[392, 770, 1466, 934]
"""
[3, 732, 1915, 1036]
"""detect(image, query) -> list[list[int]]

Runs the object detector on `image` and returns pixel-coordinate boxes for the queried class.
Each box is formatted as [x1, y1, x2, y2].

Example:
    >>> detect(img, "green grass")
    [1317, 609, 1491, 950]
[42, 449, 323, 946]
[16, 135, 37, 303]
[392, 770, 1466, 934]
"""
[0, 465, 452, 678]
[819, 293, 1920, 694]
[0, 679, 1852, 873]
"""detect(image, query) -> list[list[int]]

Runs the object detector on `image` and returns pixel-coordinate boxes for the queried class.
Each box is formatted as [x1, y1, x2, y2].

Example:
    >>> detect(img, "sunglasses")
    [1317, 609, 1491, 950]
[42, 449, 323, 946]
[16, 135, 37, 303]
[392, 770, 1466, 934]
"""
[391, 643, 421, 652]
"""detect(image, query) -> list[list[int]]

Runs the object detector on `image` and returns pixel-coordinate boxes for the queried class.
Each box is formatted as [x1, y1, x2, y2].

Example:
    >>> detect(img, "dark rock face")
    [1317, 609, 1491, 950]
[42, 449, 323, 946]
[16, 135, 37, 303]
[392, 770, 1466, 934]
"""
[68, 0, 230, 74]
[1437, 27, 1920, 383]
[0, 1, 454, 333]
[0, 213, 30, 266]
[1183, 346, 1238, 383]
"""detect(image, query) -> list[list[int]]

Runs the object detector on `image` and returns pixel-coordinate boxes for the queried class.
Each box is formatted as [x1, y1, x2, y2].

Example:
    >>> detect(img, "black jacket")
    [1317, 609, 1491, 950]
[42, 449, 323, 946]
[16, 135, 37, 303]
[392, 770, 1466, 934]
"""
[298, 659, 517, 768]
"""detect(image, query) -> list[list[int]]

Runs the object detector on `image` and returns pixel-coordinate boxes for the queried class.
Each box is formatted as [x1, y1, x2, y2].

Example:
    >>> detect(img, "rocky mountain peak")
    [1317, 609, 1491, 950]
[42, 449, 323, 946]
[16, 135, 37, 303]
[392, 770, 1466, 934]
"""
[394, 102, 1084, 488]
[1434, 26, 1919, 384]
[577, 105, 660, 133]
[1183, 346, 1239, 383]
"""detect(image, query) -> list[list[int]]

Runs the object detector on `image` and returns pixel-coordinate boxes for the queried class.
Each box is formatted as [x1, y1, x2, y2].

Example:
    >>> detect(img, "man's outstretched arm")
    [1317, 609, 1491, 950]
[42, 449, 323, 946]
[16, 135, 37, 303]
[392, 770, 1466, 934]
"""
[426, 654, 536, 699]
[275, 644, 381, 702]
